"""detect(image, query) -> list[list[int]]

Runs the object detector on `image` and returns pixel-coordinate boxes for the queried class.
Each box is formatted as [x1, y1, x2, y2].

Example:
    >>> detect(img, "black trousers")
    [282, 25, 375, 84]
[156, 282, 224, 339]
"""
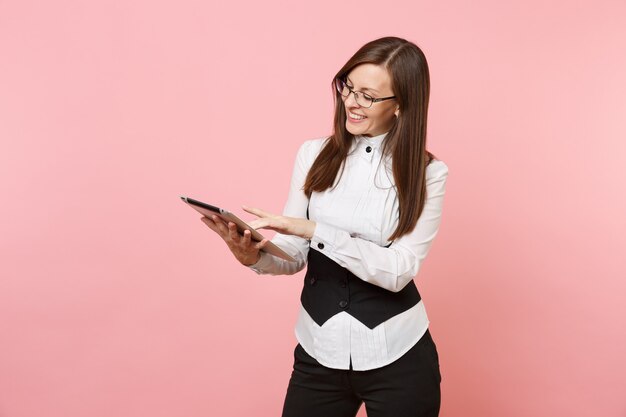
[281, 329, 442, 417]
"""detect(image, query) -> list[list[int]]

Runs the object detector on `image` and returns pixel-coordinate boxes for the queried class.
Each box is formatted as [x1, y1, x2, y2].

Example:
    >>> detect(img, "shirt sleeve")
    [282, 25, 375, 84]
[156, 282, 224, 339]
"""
[247, 139, 321, 276]
[309, 163, 449, 292]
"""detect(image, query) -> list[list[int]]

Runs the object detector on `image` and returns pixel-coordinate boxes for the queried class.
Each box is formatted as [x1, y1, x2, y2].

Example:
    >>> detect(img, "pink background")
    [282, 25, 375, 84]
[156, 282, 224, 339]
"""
[1, 0, 625, 416]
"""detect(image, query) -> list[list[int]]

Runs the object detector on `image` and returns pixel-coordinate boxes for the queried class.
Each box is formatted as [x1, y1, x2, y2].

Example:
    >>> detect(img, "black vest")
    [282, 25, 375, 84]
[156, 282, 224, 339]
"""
[303, 203, 421, 329]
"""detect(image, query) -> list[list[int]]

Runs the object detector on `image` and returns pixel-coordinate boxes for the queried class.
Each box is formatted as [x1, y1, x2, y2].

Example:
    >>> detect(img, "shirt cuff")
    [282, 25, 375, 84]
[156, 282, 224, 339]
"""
[311, 221, 339, 255]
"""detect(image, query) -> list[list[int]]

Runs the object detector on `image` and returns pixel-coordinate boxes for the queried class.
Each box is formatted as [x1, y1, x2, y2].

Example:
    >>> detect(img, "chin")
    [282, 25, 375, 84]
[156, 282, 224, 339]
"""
[346, 124, 368, 136]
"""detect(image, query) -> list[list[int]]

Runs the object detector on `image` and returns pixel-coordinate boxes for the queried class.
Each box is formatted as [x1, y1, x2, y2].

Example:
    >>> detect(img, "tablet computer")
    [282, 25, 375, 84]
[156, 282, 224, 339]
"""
[180, 196, 296, 262]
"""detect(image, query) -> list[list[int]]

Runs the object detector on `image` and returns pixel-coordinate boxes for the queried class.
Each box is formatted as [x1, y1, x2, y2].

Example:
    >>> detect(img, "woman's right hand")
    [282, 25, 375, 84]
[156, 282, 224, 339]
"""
[200, 215, 269, 266]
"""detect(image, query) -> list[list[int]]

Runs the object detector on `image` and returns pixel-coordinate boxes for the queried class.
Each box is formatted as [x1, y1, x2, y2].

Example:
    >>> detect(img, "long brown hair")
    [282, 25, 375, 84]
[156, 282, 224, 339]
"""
[303, 36, 437, 242]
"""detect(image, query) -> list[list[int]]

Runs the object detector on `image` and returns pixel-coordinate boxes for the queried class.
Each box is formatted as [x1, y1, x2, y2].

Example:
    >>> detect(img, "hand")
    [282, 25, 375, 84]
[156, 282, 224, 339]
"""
[242, 205, 316, 240]
[200, 215, 269, 266]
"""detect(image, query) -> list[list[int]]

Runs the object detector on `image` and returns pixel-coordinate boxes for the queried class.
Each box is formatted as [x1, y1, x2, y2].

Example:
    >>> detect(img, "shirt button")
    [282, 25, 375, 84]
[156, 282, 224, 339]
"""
[339, 300, 348, 308]
[366, 146, 372, 153]
[317, 242, 324, 249]
[309, 276, 316, 285]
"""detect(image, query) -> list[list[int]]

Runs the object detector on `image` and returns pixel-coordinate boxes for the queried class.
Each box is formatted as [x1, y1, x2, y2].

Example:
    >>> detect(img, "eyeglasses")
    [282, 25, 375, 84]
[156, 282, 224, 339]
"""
[334, 77, 396, 108]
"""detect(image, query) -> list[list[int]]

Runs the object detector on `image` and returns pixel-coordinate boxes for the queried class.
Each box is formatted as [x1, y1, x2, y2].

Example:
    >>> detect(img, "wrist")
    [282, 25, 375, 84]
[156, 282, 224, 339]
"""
[242, 251, 261, 267]
[306, 221, 316, 240]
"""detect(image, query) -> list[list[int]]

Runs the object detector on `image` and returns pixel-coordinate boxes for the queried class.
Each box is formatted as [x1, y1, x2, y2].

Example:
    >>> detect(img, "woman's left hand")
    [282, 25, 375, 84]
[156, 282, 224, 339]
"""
[242, 205, 316, 240]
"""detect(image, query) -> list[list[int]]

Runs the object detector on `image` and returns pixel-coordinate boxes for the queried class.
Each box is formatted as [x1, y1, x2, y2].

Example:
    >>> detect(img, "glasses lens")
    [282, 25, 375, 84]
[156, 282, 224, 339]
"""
[336, 78, 349, 97]
[335, 78, 374, 107]
[358, 94, 373, 108]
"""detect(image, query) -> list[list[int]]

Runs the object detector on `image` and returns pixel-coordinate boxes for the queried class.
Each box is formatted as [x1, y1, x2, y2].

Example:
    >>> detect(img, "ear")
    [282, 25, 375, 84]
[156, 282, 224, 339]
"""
[394, 108, 399, 117]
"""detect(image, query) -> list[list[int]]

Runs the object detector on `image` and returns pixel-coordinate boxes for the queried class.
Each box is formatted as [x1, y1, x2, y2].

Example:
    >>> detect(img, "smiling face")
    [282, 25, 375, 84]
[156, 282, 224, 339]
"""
[342, 63, 399, 138]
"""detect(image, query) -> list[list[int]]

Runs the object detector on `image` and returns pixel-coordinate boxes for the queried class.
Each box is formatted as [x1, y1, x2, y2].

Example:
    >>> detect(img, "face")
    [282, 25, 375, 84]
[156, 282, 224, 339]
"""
[341, 63, 399, 137]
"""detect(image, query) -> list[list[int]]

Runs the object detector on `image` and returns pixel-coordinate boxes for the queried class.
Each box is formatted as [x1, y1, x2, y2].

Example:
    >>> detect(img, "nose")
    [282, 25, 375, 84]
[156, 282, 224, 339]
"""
[343, 90, 361, 108]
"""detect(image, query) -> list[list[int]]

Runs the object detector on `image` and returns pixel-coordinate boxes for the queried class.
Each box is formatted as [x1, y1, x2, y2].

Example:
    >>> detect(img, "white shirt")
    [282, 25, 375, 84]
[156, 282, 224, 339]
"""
[248, 130, 449, 370]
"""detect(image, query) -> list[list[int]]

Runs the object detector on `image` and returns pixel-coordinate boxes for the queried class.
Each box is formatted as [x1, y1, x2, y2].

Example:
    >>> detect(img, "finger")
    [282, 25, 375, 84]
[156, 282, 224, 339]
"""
[242, 229, 252, 246]
[242, 205, 272, 218]
[228, 222, 240, 242]
[201, 216, 228, 239]
[201, 216, 218, 231]
[247, 219, 270, 230]
[210, 215, 229, 235]
[211, 214, 227, 227]
[254, 238, 269, 250]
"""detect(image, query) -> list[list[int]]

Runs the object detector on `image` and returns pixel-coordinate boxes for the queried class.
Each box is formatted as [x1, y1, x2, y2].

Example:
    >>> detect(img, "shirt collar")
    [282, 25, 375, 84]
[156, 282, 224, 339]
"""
[349, 130, 390, 154]
[347, 131, 390, 167]
[355, 130, 389, 149]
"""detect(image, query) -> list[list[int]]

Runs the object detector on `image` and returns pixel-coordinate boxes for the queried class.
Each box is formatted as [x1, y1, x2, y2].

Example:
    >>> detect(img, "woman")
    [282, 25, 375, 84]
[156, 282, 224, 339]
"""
[201, 36, 449, 417]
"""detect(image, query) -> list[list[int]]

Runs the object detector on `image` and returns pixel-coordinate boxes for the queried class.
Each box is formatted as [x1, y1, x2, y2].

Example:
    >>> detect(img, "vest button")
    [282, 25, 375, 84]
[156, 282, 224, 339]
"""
[340, 280, 347, 288]
[317, 242, 324, 249]
[366, 146, 372, 153]
[309, 276, 316, 285]
[339, 300, 348, 308]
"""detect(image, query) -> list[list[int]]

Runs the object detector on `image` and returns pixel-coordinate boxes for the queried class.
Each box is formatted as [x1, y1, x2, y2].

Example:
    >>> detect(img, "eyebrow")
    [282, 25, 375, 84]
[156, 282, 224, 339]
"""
[346, 76, 380, 94]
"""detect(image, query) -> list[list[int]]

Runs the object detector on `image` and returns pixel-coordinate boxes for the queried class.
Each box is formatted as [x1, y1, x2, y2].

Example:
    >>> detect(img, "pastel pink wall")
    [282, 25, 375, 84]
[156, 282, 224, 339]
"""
[1, 0, 624, 416]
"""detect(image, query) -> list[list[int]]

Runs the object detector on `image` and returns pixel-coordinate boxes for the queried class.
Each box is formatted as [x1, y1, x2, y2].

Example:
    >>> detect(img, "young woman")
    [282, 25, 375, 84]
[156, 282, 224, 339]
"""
[201, 36, 449, 417]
